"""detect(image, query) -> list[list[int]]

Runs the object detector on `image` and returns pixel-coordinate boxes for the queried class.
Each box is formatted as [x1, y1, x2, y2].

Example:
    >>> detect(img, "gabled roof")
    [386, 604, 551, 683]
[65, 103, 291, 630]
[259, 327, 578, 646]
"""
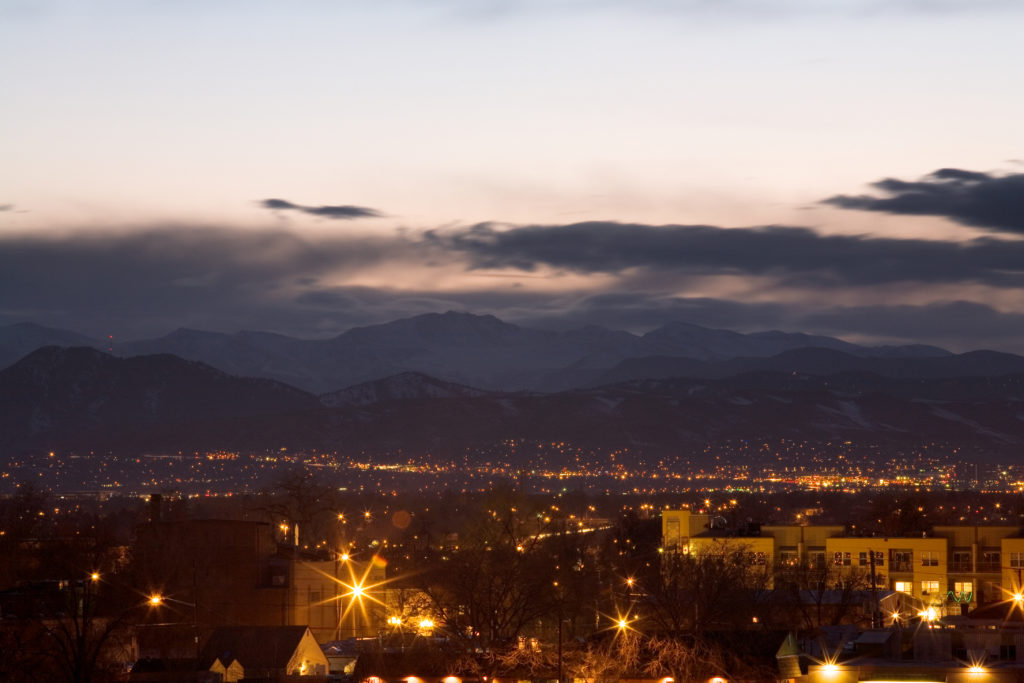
[198, 625, 311, 670]
[776, 632, 801, 658]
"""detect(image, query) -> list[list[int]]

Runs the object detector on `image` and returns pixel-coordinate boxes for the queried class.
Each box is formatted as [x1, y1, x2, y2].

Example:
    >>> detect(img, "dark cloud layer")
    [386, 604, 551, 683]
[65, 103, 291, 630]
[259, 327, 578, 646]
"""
[0, 227, 420, 338]
[6, 219, 1024, 351]
[261, 198, 381, 219]
[440, 221, 1024, 286]
[823, 168, 1024, 233]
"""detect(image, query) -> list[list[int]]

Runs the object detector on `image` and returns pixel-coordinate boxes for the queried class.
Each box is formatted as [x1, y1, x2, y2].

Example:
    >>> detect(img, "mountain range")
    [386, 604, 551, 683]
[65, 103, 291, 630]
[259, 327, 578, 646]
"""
[5, 310, 1024, 457]
[0, 313, 960, 394]
[4, 346, 1024, 457]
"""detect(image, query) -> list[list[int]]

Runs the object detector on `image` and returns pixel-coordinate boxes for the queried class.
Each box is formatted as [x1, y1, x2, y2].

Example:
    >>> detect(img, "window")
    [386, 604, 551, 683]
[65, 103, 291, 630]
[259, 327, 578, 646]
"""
[954, 581, 973, 594]
[780, 551, 799, 566]
[920, 551, 939, 567]
[1010, 552, 1024, 569]
[810, 551, 825, 569]
[892, 550, 912, 570]
[833, 551, 851, 566]
[894, 581, 912, 593]
[859, 551, 885, 567]
[921, 580, 940, 595]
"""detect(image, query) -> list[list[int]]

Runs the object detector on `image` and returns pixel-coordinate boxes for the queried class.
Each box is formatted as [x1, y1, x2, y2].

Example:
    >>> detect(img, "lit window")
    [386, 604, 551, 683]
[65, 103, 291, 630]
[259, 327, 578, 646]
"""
[894, 581, 912, 593]
[833, 552, 851, 566]
[921, 580, 939, 595]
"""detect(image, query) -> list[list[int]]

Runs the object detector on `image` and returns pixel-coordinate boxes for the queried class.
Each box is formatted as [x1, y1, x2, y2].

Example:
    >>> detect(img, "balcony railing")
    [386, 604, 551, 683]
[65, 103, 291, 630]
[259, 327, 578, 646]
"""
[977, 562, 1002, 573]
[891, 562, 913, 573]
[949, 561, 973, 572]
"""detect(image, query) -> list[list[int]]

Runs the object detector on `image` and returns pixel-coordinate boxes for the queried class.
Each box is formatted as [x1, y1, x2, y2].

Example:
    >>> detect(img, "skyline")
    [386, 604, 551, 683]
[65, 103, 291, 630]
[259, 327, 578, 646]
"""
[2, 1, 1023, 350]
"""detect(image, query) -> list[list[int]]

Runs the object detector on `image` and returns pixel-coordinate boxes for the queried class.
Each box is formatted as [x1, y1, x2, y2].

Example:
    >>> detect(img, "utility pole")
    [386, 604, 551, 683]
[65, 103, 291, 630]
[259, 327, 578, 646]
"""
[869, 549, 879, 627]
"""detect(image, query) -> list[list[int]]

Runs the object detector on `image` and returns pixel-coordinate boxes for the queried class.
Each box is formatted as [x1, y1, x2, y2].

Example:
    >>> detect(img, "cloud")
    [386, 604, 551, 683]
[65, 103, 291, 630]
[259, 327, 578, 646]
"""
[260, 198, 381, 220]
[823, 168, 1024, 234]
[0, 226, 424, 338]
[439, 220, 1024, 287]
[8, 218, 1024, 352]
[414, 0, 1022, 21]
[800, 300, 1024, 345]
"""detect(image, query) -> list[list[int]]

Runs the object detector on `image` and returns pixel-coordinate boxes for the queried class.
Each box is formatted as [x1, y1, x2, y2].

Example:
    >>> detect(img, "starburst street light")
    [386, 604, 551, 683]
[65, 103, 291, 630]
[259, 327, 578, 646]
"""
[148, 594, 163, 606]
[346, 580, 365, 600]
[304, 553, 392, 638]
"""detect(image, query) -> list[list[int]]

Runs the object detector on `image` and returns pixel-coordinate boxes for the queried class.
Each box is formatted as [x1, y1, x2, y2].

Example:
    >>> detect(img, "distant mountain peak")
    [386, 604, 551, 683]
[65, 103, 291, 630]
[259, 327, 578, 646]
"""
[320, 370, 493, 407]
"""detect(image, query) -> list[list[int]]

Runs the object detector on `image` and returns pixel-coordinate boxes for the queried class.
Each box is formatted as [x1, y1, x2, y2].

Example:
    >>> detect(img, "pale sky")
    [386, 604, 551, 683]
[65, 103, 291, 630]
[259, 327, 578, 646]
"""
[2, 1, 1024, 349]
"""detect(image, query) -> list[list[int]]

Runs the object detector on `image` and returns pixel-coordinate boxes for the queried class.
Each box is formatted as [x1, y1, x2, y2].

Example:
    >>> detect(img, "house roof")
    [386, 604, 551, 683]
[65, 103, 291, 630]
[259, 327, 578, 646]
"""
[198, 625, 311, 670]
[965, 601, 1024, 622]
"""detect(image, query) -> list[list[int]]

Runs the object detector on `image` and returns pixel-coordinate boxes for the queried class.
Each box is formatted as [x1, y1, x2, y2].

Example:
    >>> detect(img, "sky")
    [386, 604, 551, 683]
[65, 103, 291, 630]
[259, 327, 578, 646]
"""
[1, 0, 1023, 350]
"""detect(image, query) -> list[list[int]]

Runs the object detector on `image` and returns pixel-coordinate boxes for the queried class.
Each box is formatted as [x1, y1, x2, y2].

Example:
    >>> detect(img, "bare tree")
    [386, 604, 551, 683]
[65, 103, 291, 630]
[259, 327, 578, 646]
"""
[773, 560, 873, 629]
[642, 542, 771, 633]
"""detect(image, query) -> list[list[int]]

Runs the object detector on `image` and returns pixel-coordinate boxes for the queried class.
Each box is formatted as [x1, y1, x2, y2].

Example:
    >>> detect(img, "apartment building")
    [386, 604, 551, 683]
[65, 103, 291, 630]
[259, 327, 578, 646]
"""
[662, 510, 1024, 613]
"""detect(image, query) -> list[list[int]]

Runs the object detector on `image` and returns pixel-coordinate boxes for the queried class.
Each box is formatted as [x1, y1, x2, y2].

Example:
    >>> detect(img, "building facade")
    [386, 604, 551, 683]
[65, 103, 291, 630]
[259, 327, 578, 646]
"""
[662, 510, 1024, 615]
[133, 518, 386, 643]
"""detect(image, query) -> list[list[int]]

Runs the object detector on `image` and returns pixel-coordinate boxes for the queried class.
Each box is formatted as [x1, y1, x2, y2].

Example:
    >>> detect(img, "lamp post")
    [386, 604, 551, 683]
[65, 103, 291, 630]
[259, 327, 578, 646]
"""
[148, 593, 201, 663]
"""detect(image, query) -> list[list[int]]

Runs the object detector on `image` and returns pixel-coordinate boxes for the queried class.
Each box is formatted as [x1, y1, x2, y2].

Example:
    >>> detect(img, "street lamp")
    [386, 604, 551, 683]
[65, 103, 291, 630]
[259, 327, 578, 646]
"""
[148, 594, 200, 661]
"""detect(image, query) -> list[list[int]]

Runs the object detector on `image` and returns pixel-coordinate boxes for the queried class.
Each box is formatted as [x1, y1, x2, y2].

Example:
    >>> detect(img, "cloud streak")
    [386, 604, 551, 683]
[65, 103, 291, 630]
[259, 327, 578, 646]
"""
[5, 214, 1024, 351]
[261, 198, 381, 220]
[823, 168, 1024, 234]
[439, 220, 1024, 287]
